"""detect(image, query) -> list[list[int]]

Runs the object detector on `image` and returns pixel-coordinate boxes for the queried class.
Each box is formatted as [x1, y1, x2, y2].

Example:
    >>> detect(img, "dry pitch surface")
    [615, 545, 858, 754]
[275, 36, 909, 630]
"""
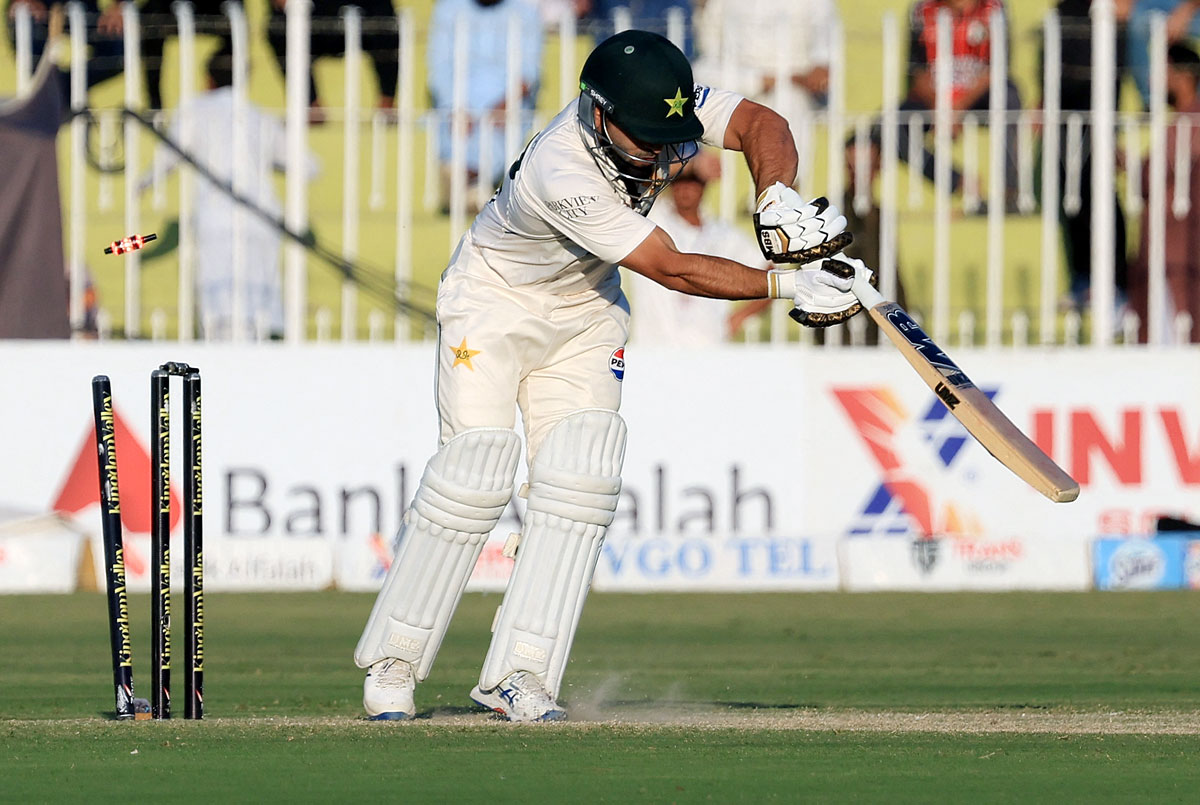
[195, 707, 1200, 735]
[13, 707, 1200, 747]
[9, 708, 1200, 734]
[420, 707, 1200, 734]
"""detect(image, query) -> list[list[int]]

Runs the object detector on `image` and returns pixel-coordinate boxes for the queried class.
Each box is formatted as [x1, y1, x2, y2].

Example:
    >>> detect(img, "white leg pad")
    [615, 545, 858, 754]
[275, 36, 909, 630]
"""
[478, 409, 627, 698]
[354, 428, 521, 679]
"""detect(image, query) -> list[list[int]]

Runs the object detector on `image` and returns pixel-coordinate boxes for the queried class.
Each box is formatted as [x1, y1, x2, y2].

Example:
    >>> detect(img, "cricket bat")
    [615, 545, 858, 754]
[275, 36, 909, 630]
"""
[844, 271, 1079, 503]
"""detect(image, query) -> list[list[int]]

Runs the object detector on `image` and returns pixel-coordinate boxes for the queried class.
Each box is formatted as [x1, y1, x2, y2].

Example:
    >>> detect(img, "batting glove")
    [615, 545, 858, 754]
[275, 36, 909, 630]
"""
[766, 255, 877, 328]
[754, 182, 853, 264]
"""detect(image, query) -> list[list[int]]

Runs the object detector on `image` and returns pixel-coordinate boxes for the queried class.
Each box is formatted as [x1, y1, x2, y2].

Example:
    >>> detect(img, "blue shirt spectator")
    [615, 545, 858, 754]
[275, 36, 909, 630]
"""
[579, 0, 694, 59]
[428, 0, 543, 191]
[1128, 0, 1200, 107]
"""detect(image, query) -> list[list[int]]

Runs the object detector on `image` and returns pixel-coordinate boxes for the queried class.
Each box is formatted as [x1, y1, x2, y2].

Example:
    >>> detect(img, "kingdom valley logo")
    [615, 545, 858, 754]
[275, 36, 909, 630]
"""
[51, 405, 183, 575]
[834, 387, 994, 539]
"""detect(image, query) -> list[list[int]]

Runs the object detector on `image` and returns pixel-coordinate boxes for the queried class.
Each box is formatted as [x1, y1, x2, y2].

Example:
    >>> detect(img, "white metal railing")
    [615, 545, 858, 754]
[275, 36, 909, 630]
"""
[1091, 0, 1117, 346]
[341, 4, 361, 341]
[284, 0, 311, 342]
[122, 1, 141, 338]
[879, 12, 899, 304]
[394, 10, 415, 341]
[1149, 12, 1169, 347]
[985, 7, 1006, 348]
[14, 3, 33, 96]
[17, 3, 1198, 347]
[173, 0, 196, 342]
[1040, 9, 1061, 346]
[229, 0, 250, 342]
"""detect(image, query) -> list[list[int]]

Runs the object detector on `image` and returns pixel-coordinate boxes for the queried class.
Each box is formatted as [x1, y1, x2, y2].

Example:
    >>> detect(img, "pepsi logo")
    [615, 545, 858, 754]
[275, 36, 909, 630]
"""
[609, 347, 625, 381]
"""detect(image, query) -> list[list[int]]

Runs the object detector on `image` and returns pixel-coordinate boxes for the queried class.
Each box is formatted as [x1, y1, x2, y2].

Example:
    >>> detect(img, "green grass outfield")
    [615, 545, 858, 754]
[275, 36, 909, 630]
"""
[4, 591, 1200, 801]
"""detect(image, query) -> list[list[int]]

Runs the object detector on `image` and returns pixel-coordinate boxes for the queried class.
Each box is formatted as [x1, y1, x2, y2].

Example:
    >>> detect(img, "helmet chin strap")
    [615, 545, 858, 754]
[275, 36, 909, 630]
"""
[575, 93, 696, 213]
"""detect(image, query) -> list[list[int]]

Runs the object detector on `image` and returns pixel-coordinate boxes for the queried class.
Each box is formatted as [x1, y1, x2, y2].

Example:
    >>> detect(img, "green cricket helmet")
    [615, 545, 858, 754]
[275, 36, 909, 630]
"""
[579, 29, 703, 144]
[576, 30, 700, 211]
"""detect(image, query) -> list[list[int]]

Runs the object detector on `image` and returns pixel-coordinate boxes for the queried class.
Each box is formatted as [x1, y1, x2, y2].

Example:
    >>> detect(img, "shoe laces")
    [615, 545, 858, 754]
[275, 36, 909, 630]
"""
[372, 659, 414, 690]
[504, 671, 554, 707]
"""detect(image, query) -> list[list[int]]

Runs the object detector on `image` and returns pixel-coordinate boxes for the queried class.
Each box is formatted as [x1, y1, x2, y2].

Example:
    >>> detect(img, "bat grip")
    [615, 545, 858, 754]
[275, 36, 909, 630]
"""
[822, 259, 886, 308]
[852, 278, 885, 308]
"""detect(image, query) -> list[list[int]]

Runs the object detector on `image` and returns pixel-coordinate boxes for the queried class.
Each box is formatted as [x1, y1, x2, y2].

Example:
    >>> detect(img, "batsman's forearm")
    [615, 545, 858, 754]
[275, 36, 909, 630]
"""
[724, 100, 798, 195]
[742, 116, 799, 197]
[654, 253, 774, 300]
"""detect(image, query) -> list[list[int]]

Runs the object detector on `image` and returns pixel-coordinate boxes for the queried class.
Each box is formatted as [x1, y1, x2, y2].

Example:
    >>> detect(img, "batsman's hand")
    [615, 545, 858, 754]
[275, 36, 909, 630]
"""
[821, 255, 885, 309]
[753, 182, 853, 264]
[766, 256, 877, 328]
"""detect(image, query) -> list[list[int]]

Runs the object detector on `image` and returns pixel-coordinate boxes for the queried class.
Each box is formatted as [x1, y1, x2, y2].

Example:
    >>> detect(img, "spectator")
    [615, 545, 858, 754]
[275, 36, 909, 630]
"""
[1127, 0, 1200, 109]
[623, 150, 770, 345]
[142, 50, 319, 340]
[527, 0, 590, 30]
[1129, 43, 1200, 343]
[1043, 0, 1132, 311]
[692, 0, 837, 195]
[139, 0, 240, 111]
[883, 0, 1021, 207]
[266, 0, 400, 123]
[10, 0, 246, 112]
[5, 0, 124, 98]
[427, 0, 542, 208]
[578, 0, 694, 58]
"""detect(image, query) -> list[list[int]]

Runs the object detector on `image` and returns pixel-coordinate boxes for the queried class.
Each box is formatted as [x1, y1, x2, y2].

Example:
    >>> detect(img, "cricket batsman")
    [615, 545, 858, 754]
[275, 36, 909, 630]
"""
[354, 29, 875, 721]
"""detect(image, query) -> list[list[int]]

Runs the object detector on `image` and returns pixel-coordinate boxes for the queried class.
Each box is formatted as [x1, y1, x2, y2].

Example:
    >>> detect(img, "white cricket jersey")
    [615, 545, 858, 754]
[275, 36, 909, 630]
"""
[458, 86, 744, 295]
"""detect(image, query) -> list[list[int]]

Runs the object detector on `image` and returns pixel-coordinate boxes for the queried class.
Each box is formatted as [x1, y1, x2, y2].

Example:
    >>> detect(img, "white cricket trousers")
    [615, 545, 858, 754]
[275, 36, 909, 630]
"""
[434, 245, 629, 461]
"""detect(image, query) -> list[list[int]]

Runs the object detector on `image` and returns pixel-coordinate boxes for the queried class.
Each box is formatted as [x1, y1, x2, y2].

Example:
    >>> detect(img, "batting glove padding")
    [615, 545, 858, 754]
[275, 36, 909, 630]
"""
[767, 256, 877, 328]
[754, 183, 853, 264]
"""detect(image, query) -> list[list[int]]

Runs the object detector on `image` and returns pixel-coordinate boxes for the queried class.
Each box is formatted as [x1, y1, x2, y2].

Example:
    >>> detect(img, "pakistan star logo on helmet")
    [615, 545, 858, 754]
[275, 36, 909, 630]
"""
[664, 88, 687, 118]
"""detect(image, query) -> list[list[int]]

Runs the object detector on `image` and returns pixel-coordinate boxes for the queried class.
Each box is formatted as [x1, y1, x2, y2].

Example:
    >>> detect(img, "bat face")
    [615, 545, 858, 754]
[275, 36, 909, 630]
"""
[868, 301, 1080, 504]
[884, 307, 973, 390]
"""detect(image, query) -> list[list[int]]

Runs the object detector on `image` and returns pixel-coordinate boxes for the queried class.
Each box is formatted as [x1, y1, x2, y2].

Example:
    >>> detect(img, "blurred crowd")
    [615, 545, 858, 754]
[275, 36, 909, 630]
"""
[5, 0, 1200, 342]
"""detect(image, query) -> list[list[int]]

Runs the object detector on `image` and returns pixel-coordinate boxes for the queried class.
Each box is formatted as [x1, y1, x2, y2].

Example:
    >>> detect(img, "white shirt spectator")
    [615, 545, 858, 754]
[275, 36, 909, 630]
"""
[693, 0, 840, 194]
[625, 192, 766, 346]
[149, 85, 318, 339]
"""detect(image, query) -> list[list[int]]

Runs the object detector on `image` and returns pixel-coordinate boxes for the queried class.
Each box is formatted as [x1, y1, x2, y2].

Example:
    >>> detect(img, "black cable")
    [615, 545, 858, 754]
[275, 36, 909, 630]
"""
[73, 105, 438, 325]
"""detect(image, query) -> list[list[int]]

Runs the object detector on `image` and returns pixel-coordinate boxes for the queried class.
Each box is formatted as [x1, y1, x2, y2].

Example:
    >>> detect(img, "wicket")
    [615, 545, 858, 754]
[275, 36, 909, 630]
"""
[92, 362, 204, 721]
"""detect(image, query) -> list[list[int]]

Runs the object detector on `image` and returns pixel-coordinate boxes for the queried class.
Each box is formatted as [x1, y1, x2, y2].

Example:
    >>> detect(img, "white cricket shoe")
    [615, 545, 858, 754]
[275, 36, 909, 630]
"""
[470, 671, 567, 722]
[363, 658, 416, 721]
